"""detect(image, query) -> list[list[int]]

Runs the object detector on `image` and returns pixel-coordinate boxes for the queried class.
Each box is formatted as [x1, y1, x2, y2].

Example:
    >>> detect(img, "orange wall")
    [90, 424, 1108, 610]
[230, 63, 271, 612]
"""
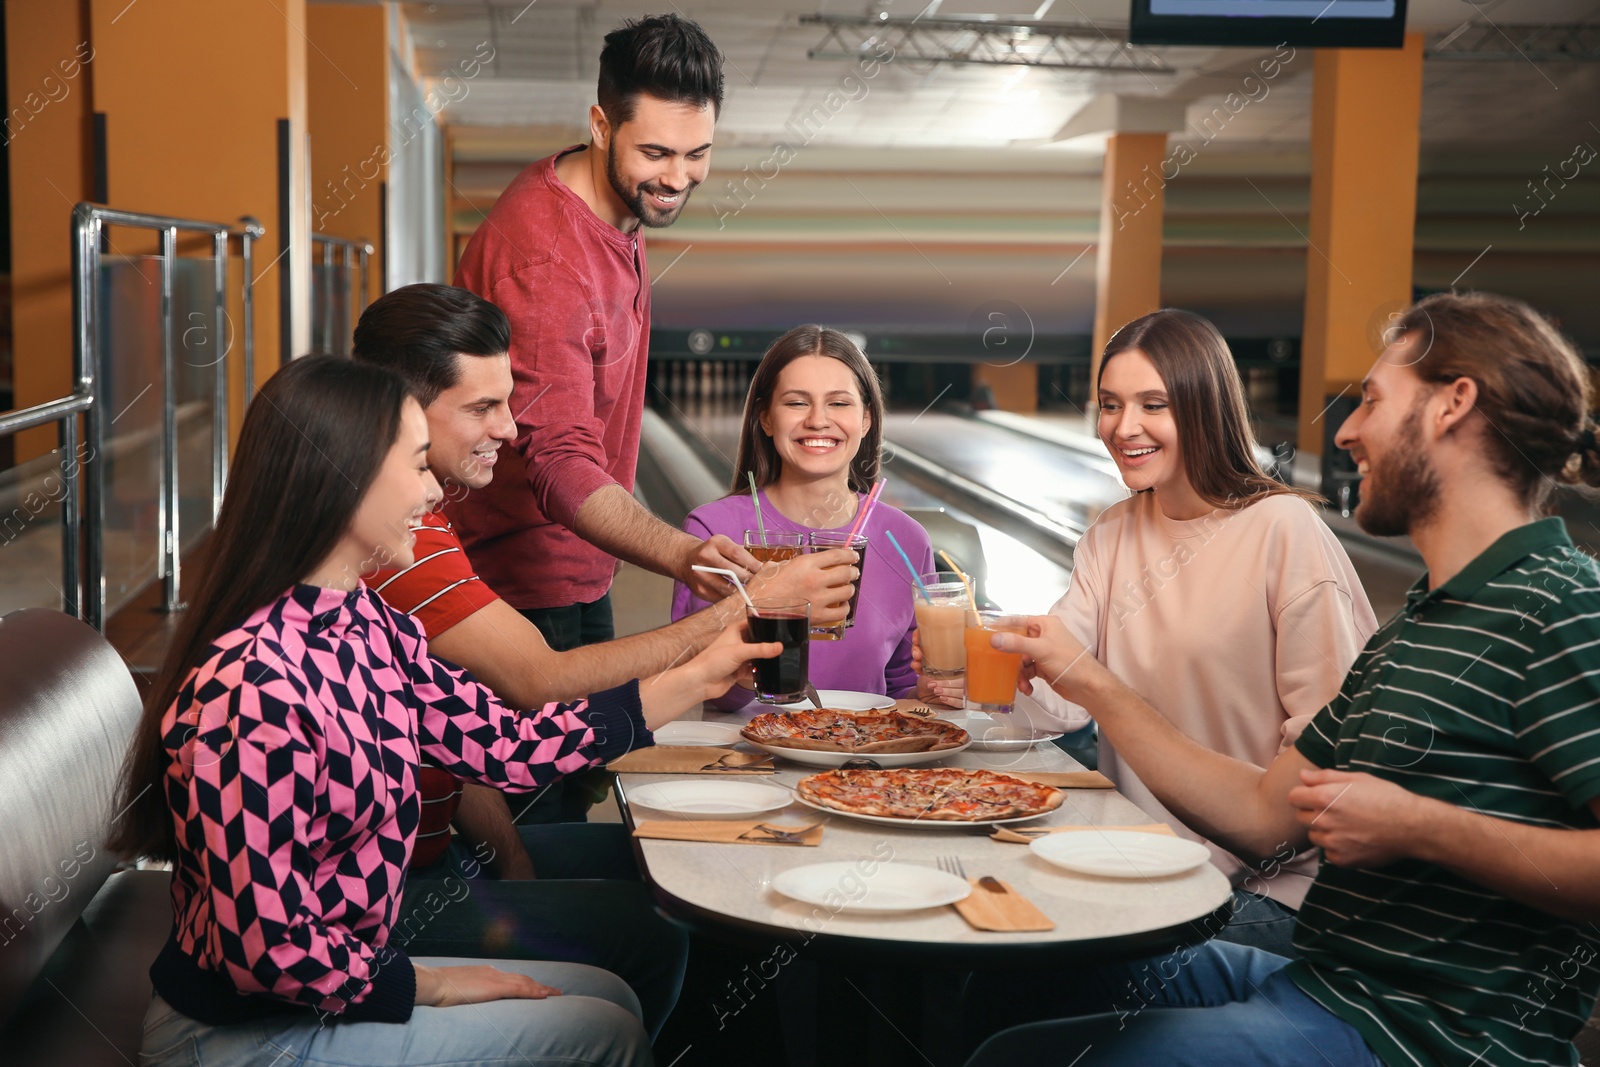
[6, 1, 95, 461]
[87, 0, 310, 441]
[307, 3, 389, 309]
[1298, 34, 1424, 454]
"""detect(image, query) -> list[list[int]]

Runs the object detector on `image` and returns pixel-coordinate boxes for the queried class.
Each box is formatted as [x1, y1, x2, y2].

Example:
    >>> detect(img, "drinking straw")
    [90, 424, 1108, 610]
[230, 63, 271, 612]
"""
[938, 549, 977, 608]
[845, 478, 886, 542]
[692, 565, 756, 611]
[747, 471, 767, 547]
[884, 529, 933, 603]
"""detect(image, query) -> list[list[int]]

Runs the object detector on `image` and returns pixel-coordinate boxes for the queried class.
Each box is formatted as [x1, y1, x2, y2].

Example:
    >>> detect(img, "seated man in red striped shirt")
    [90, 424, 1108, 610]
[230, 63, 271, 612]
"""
[353, 284, 854, 1034]
[358, 282, 855, 828]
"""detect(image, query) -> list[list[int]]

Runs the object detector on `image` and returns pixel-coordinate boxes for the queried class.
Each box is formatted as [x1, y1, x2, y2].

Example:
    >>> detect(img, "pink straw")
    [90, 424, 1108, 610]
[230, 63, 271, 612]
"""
[845, 478, 886, 541]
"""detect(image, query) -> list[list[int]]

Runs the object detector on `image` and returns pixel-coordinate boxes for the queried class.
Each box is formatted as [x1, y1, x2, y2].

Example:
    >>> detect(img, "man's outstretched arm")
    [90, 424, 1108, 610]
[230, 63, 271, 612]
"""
[998, 614, 1314, 865]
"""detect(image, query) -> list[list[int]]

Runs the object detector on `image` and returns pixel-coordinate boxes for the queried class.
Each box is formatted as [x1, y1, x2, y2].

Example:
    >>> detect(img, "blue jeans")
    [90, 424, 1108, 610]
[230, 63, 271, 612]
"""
[515, 595, 616, 823]
[965, 942, 1381, 1067]
[1212, 889, 1299, 960]
[137, 957, 650, 1067]
[399, 824, 687, 1040]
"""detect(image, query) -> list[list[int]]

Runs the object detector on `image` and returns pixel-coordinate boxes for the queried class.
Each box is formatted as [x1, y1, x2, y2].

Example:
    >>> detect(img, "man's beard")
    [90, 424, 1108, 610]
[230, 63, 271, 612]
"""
[606, 144, 692, 229]
[1355, 407, 1441, 538]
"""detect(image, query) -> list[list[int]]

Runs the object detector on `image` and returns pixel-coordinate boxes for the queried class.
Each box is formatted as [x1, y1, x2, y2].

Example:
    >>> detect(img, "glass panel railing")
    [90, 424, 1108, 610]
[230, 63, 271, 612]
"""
[97, 254, 224, 614]
[310, 260, 355, 356]
[0, 447, 69, 614]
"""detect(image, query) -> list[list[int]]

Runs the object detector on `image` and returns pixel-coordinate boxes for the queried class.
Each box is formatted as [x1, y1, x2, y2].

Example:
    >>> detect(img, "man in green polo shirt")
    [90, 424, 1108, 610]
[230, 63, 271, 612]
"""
[967, 291, 1600, 1067]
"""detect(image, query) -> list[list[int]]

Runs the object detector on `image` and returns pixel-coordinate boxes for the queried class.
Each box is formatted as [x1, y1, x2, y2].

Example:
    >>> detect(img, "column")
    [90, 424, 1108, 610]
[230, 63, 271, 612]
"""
[1090, 132, 1169, 385]
[6, 3, 96, 462]
[307, 3, 389, 310]
[1297, 33, 1424, 456]
[88, 0, 312, 435]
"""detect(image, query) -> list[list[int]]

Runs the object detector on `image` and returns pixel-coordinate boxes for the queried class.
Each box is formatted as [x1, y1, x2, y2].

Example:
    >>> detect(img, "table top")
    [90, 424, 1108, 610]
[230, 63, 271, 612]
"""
[616, 715, 1234, 964]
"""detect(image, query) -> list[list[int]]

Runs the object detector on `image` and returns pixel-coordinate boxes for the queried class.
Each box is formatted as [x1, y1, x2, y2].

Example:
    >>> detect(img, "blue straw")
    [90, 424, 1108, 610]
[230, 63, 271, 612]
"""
[884, 529, 933, 603]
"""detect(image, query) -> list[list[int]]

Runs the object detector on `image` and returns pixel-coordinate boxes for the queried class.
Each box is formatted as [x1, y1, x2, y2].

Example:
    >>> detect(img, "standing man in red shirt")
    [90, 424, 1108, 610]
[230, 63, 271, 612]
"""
[452, 13, 775, 649]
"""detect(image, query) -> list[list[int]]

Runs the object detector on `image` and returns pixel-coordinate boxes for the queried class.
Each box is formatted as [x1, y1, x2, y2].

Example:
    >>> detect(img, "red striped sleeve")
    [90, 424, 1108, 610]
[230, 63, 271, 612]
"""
[371, 511, 499, 638]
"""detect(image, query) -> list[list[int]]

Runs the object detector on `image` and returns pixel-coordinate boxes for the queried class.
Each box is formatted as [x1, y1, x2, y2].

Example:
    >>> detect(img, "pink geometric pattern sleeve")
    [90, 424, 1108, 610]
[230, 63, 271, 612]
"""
[389, 614, 628, 789]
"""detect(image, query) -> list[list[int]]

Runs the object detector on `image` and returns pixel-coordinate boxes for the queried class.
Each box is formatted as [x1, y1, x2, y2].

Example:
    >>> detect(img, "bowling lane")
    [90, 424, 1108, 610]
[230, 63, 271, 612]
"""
[884, 412, 1132, 536]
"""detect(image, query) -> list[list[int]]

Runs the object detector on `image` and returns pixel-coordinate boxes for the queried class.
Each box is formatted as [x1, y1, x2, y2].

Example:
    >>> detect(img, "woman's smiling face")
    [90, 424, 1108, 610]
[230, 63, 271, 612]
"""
[1098, 347, 1189, 498]
[759, 354, 870, 484]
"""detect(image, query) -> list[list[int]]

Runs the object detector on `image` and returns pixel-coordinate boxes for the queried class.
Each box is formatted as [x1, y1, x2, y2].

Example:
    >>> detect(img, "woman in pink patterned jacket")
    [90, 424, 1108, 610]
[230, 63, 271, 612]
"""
[109, 356, 770, 1067]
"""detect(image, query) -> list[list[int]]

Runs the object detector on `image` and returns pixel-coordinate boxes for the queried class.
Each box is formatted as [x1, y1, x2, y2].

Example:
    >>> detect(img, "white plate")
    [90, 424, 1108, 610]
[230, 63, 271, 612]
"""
[794, 793, 1051, 829]
[1030, 830, 1212, 878]
[652, 721, 746, 747]
[744, 738, 970, 769]
[778, 690, 896, 713]
[941, 712, 1063, 752]
[771, 861, 971, 911]
[627, 780, 794, 818]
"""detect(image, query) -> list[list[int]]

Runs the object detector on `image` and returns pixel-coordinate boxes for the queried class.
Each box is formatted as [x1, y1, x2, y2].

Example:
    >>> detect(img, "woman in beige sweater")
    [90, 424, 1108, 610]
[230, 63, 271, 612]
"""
[1019, 309, 1377, 958]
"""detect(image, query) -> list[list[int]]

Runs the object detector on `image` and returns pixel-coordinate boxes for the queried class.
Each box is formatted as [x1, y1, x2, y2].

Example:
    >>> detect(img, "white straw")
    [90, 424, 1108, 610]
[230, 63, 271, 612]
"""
[692, 565, 757, 611]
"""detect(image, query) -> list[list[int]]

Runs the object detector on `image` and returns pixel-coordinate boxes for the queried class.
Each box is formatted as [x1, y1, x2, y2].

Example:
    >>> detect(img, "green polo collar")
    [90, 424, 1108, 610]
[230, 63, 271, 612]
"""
[1405, 517, 1572, 608]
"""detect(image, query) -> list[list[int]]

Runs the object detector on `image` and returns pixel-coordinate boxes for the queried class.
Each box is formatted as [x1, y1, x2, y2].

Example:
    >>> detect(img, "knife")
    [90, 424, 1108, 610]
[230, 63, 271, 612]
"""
[803, 682, 825, 710]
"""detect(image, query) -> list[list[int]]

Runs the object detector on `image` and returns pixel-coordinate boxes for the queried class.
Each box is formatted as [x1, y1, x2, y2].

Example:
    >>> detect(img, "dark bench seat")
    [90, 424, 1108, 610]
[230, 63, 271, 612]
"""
[0, 608, 168, 1065]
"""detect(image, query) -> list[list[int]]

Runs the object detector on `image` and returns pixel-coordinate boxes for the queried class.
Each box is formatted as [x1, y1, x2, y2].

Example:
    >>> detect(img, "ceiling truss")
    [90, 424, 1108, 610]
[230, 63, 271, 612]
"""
[800, 14, 1174, 76]
[1426, 22, 1600, 62]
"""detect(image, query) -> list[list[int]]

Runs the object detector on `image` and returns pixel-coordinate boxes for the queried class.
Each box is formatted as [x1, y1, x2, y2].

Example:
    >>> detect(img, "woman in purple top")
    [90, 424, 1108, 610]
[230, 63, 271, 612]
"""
[109, 357, 768, 1067]
[672, 325, 938, 711]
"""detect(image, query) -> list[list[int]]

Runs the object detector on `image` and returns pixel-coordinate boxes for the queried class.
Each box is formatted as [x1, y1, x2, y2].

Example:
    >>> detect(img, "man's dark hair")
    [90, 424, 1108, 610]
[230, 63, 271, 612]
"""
[597, 13, 724, 127]
[351, 283, 511, 406]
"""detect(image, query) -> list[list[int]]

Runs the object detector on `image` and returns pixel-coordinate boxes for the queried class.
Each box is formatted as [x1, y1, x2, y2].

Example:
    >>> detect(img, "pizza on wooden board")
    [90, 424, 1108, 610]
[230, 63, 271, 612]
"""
[741, 709, 969, 754]
[796, 767, 1064, 821]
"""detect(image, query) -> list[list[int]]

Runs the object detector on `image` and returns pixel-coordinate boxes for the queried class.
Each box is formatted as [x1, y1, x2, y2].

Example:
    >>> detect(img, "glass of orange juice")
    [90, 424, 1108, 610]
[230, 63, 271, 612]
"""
[963, 611, 1028, 714]
[914, 571, 971, 679]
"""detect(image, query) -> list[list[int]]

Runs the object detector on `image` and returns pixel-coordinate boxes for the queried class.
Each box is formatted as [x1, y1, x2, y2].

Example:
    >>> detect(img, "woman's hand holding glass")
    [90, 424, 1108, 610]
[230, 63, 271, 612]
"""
[910, 631, 965, 708]
[690, 619, 782, 701]
[640, 620, 780, 727]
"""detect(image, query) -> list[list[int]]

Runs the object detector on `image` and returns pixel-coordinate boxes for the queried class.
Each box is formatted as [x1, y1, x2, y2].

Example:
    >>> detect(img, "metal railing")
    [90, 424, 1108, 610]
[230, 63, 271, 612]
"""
[0, 205, 268, 630]
[311, 232, 373, 357]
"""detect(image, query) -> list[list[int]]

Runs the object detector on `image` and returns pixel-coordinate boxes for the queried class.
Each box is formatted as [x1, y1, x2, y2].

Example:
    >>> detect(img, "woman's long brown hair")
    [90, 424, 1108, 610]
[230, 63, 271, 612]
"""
[107, 356, 413, 862]
[1100, 309, 1320, 510]
[730, 325, 885, 495]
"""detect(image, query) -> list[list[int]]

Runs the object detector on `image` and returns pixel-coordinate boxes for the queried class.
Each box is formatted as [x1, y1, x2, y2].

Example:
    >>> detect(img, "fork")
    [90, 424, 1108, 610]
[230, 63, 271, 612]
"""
[939, 854, 1007, 893]
[701, 752, 774, 772]
[744, 821, 823, 844]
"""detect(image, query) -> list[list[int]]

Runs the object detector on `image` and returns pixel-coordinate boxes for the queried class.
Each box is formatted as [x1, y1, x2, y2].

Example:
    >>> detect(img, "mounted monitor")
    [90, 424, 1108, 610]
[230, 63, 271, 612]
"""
[1129, 0, 1408, 48]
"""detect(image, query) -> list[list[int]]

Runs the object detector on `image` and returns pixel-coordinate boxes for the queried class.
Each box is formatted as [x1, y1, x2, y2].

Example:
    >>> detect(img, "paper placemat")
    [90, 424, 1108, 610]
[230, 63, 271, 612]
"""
[1003, 770, 1115, 790]
[608, 746, 775, 775]
[990, 822, 1176, 844]
[632, 819, 823, 846]
[952, 878, 1055, 931]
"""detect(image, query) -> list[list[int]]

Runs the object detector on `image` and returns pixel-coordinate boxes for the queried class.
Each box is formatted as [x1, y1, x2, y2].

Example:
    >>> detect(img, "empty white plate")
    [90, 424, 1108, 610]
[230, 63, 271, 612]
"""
[653, 721, 745, 747]
[771, 861, 971, 911]
[943, 712, 1063, 752]
[1030, 830, 1211, 878]
[777, 690, 896, 713]
[627, 780, 793, 818]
